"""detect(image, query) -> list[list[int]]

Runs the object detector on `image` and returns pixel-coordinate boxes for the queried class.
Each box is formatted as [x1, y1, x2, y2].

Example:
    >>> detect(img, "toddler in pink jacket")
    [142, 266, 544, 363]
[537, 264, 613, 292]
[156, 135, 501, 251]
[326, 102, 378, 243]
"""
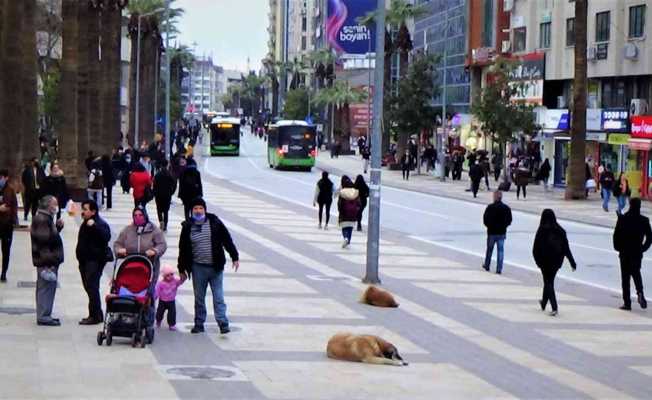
[155, 264, 186, 330]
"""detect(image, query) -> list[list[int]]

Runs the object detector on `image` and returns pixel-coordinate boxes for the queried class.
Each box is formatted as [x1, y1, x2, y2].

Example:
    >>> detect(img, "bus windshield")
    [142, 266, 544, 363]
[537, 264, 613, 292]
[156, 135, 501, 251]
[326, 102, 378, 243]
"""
[210, 122, 239, 145]
[277, 125, 316, 158]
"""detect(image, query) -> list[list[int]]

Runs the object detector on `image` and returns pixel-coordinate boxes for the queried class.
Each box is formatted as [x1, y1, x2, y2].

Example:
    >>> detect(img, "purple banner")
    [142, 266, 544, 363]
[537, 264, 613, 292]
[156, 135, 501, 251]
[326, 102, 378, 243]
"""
[326, 0, 376, 55]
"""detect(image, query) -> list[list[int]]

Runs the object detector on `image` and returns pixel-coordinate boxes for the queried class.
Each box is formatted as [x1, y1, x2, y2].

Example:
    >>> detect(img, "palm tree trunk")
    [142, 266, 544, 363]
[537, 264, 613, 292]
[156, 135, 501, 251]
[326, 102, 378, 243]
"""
[77, 3, 91, 174]
[382, 29, 393, 155]
[87, 5, 102, 157]
[341, 103, 351, 153]
[128, 14, 138, 147]
[101, 0, 123, 155]
[271, 76, 279, 116]
[21, 0, 39, 167]
[0, 0, 26, 178]
[58, 0, 80, 186]
[565, 0, 587, 199]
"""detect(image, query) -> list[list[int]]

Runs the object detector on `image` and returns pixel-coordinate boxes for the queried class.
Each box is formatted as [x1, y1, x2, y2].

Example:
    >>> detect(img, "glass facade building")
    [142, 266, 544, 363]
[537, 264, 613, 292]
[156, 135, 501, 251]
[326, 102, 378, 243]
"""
[414, 0, 470, 113]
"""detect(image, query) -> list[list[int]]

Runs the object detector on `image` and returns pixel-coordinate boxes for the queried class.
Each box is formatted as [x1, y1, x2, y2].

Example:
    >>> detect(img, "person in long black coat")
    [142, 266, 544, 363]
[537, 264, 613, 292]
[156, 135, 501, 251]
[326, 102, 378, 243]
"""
[100, 155, 115, 209]
[613, 198, 651, 310]
[469, 160, 483, 198]
[533, 209, 576, 316]
[153, 159, 177, 231]
[178, 159, 203, 219]
[354, 175, 369, 232]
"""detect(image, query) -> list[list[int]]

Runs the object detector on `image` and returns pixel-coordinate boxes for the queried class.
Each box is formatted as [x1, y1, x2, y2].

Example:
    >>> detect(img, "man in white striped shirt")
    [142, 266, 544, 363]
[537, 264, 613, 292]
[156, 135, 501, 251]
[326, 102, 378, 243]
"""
[178, 197, 239, 335]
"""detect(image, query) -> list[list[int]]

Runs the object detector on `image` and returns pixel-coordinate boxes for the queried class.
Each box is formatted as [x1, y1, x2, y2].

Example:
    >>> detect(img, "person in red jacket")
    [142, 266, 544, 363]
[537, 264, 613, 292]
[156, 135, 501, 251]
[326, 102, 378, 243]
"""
[129, 163, 152, 209]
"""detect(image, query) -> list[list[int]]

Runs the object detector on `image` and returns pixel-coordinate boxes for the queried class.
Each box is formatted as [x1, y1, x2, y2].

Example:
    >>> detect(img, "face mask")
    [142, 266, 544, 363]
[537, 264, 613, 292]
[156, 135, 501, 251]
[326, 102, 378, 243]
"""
[133, 215, 146, 226]
[192, 212, 205, 222]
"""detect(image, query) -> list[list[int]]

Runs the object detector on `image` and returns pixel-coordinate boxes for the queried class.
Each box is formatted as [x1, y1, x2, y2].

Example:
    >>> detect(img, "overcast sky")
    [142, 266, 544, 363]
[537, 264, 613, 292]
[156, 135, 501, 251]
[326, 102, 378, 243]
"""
[175, 0, 269, 72]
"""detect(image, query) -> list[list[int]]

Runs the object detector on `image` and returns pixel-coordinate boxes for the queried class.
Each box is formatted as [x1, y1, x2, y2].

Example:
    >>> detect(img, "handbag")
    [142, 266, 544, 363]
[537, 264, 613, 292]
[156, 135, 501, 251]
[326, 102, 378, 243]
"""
[105, 247, 114, 263]
[585, 179, 597, 189]
[142, 186, 154, 204]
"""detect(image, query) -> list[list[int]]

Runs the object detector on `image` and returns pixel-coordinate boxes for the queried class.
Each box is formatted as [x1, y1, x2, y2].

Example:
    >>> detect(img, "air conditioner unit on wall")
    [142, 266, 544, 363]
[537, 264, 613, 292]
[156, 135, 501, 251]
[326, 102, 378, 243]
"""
[624, 43, 639, 60]
[587, 46, 597, 61]
[631, 99, 649, 116]
[502, 40, 511, 53]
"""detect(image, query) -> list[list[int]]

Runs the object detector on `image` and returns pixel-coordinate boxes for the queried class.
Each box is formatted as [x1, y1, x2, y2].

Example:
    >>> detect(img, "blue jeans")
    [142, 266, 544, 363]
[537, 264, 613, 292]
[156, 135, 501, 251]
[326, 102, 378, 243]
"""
[342, 227, 353, 243]
[484, 235, 506, 273]
[192, 262, 228, 327]
[617, 195, 628, 214]
[602, 188, 611, 210]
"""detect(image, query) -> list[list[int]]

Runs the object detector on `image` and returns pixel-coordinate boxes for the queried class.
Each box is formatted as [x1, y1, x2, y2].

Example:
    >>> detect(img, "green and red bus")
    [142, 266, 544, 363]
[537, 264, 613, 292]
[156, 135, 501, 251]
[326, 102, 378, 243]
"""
[267, 120, 317, 171]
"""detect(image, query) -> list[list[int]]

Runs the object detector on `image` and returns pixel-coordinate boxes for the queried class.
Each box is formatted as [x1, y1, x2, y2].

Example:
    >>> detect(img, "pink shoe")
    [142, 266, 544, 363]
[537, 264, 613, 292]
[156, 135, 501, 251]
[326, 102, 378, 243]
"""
[169, 325, 177, 331]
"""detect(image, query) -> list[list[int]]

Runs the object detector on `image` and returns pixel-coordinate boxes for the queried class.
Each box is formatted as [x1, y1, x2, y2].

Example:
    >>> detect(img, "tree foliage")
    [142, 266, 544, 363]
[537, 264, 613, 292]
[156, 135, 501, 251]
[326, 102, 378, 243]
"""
[471, 56, 537, 145]
[39, 68, 60, 135]
[283, 88, 310, 120]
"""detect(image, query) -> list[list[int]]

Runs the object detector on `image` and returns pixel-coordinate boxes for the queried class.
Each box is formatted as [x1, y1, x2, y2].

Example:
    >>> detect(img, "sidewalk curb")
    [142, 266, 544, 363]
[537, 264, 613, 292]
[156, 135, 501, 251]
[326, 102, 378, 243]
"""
[316, 161, 618, 229]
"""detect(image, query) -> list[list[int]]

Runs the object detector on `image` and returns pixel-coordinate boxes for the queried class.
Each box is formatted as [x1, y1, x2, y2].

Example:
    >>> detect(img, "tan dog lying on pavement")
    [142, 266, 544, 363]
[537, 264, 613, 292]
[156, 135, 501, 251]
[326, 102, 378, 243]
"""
[326, 333, 408, 366]
[360, 285, 399, 308]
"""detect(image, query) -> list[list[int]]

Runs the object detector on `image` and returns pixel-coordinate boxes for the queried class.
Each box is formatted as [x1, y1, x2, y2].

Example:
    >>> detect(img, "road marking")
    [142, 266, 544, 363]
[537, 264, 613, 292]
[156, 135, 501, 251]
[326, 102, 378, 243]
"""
[409, 236, 621, 295]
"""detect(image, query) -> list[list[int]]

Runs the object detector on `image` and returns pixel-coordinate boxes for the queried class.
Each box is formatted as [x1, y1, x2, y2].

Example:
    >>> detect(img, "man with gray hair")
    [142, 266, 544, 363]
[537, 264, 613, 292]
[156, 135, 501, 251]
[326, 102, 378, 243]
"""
[482, 190, 512, 274]
[30, 195, 64, 326]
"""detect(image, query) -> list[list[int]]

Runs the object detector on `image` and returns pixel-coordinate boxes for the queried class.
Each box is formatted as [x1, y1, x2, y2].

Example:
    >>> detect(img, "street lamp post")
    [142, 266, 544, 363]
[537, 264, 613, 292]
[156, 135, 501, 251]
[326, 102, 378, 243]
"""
[363, 0, 386, 284]
[134, 7, 164, 148]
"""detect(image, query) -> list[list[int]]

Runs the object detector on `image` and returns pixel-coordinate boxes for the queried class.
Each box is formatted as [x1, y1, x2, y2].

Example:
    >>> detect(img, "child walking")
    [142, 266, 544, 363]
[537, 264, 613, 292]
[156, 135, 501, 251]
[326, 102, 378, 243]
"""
[155, 264, 186, 330]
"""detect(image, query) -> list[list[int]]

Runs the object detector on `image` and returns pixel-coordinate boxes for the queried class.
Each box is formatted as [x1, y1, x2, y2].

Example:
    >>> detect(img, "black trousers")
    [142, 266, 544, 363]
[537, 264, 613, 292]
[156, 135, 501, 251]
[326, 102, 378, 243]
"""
[183, 201, 191, 220]
[1, 231, 13, 279]
[494, 168, 501, 181]
[79, 260, 104, 320]
[318, 201, 331, 226]
[104, 185, 113, 209]
[156, 299, 176, 326]
[156, 198, 171, 229]
[357, 199, 368, 228]
[517, 185, 527, 199]
[24, 191, 39, 220]
[620, 255, 644, 306]
[541, 267, 559, 311]
[471, 181, 480, 198]
[402, 167, 410, 180]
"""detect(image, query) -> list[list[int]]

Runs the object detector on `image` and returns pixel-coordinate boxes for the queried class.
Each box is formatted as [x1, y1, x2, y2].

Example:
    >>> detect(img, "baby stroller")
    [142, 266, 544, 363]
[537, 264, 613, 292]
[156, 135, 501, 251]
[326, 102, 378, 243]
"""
[97, 255, 155, 348]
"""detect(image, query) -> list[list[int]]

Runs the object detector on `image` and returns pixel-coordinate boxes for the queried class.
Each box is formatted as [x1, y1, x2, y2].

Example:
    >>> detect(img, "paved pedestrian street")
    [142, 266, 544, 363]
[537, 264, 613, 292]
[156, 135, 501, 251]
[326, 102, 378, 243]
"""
[2, 165, 652, 399]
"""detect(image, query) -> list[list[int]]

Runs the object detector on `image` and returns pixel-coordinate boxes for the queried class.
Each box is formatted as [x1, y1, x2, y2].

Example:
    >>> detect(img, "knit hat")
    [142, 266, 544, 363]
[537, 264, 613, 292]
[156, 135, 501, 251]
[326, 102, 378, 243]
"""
[189, 197, 206, 210]
[160, 264, 175, 277]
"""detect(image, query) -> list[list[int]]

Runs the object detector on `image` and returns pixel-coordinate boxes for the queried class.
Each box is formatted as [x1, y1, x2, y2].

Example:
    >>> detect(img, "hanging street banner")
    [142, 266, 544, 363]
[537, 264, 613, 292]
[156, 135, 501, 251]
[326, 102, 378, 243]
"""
[326, 0, 376, 55]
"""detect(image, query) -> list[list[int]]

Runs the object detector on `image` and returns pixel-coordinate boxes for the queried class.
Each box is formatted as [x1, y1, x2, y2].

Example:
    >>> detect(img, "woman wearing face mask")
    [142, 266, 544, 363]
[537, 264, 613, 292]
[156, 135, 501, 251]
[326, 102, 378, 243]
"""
[114, 206, 167, 326]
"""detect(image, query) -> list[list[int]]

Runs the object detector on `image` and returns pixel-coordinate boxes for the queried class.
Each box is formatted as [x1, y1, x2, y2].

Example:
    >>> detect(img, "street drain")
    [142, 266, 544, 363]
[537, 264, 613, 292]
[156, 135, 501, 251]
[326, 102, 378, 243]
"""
[157, 365, 248, 381]
[0, 306, 35, 315]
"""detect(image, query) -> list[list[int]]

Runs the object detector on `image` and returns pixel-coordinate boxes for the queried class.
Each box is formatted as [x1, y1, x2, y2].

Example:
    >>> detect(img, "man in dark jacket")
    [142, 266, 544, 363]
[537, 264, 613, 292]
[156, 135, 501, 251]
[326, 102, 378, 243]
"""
[0, 169, 17, 282]
[76, 200, 111, 324]
[101, 154, 115, 210]
[30, 195, 64, 326]
[21, 158, 45, 221]
[153, 159, 177, 231]
[178, 197, 239, 334]
[482, 190, 512, 274]
[178, 159, 203, 219]
[469, 160, 484, 198]
[613, 198, 651, 310]
[600, 164, 615, 212]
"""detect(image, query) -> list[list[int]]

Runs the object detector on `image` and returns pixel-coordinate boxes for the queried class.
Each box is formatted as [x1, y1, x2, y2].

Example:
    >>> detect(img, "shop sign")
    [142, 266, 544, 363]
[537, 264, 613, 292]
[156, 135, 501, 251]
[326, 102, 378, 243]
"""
[509, 52, 545, 105]
[543, 109, 570, 130]
[608, 133, 630, 145]
[628, 139, 652, 151]
[586, 132, 606, 142]
[601, 109, 630, 132]
[631, 116, 652, 139]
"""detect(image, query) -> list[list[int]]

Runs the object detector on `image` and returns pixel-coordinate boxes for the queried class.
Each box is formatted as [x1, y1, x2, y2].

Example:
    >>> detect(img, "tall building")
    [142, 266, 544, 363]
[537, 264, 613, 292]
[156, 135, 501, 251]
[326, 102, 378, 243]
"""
[413, 0, 472, 114]
[180, 57, 224, 114]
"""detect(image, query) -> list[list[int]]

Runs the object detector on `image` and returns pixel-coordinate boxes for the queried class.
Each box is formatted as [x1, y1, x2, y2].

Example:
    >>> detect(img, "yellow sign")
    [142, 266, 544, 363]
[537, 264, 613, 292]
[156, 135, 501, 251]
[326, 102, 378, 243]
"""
[217, 123, 233, 128]
[608, 133, 630, 145]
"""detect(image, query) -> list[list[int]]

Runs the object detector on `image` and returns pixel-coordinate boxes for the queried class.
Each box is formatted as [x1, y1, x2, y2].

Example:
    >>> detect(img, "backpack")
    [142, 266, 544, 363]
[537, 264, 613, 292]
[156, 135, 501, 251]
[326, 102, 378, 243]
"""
[88, 169, 104, 190]
[341, 198, 360, 219]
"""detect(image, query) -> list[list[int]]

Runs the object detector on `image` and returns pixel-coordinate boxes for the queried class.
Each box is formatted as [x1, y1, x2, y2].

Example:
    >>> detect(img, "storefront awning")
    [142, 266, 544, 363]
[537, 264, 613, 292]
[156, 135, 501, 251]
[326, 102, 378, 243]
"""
[628, 138, 652, 151]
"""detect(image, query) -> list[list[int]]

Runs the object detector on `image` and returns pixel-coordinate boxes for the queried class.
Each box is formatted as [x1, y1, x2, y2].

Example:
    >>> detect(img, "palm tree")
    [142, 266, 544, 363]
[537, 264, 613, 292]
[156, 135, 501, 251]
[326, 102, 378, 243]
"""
[313, 80, 367, 153]
[0, 0, 38, 178]
[566, 0, 588, 199]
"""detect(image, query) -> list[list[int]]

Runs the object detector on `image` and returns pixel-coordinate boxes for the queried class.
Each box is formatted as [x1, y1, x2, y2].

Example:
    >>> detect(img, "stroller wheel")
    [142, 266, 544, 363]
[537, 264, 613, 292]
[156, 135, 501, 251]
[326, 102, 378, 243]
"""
[140, 338, 146, 348]
[97, 331, 105, 346]
[106, 334, 112, 346]
[131, 333, 138, 348]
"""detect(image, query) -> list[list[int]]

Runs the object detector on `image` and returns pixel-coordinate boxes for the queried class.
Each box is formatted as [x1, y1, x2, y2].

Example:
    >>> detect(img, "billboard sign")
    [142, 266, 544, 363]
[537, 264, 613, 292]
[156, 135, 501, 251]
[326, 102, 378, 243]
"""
[326, 0, 376, 55]
[631, 116, 652, 139]
[601, 109, 630, 132]
[509, 52, 545, 105]
[543, 109, 570, 131]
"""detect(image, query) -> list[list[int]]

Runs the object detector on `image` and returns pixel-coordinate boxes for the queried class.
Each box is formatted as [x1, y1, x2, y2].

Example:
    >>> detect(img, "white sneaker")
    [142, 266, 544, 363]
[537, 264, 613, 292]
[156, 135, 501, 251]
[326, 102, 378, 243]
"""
[342, 239, 348, 248]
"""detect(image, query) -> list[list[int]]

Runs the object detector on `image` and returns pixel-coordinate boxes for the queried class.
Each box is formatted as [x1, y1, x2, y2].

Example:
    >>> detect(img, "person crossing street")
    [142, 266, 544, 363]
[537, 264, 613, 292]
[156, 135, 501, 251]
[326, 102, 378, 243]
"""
[482, 191, 512, 274]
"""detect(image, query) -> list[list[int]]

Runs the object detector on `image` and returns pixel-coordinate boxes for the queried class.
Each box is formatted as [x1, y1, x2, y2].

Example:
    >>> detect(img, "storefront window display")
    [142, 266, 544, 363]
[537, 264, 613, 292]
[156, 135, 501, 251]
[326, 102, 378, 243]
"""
[623, 146, 645, 198]
[554, 138, 600, 186]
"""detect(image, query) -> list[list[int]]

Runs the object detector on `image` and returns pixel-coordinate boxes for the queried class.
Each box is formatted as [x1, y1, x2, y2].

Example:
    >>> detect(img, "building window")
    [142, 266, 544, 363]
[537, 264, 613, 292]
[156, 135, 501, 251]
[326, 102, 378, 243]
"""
[301, 36, 307, 50]
[301, 16, 307, 31]
[595, 11, 610, 42]
[513, 27, 527, 52]
[629, 5, 646, 38]
[539, 22, 551, 48]
[566, 18, 575, 46]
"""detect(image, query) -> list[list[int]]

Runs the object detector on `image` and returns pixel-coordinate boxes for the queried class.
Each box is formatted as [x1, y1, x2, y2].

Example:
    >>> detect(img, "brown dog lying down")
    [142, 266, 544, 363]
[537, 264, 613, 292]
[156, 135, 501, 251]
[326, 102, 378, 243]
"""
[360, 285, 399, 307]
[327, 333, 408, 366]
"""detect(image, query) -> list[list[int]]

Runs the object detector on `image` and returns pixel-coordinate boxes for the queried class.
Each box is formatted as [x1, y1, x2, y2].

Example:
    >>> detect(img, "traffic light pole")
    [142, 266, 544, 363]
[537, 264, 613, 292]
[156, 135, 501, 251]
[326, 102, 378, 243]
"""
[363, 0, 386, 285]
